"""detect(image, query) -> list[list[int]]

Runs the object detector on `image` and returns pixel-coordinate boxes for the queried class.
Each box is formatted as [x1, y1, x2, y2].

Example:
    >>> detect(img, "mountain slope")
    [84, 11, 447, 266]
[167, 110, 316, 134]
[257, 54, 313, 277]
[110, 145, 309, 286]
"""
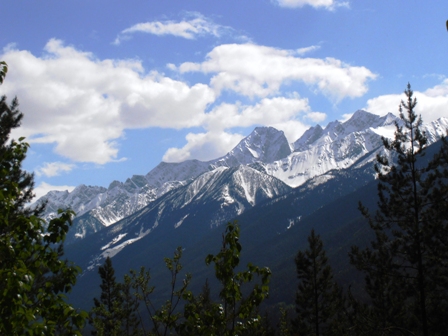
[65, 150, 377, 310]
[264, 111, 448, 187]
[36, 112, 448, 244]
[66, 165, 291, 272]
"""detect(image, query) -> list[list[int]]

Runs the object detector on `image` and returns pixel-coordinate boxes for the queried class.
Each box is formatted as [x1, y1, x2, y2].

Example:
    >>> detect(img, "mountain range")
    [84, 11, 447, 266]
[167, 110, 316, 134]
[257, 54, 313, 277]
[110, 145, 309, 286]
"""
[33, 110, 448, 310]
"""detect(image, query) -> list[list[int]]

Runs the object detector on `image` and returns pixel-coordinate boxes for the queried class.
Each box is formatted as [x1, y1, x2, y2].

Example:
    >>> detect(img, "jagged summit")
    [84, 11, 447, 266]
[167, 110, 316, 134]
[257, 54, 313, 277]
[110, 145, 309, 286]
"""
[292, 110, 395, 156]
[344, 110, 396, 132]
[84, 163, 292, 268]
[144, 126, 291, 188]
[213, 126, 291, 167]
[263, 111, 446, 188]
[293, 124, 324, 152]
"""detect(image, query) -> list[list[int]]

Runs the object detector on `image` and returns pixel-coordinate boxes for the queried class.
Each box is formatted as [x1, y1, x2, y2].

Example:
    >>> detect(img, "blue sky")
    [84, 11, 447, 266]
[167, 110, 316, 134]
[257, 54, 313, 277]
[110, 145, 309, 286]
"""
[2, 0, 448, 199]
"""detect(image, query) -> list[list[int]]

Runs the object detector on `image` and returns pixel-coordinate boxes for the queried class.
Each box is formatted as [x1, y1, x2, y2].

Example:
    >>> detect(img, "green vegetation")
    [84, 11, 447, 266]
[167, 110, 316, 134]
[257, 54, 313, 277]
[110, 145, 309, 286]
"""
[89, 256, 140, 335]
[349, 84, 448, 335]
[0, 66, 86, 334]
[293, 229, 347, 335]
[89, 222, 272, 335]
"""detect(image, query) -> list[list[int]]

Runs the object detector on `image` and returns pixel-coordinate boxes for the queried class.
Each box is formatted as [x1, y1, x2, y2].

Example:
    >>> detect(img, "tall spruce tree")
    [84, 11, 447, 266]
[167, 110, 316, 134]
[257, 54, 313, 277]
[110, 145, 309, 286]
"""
[91, 257, 124, 335]
[349, 84, 448, 335]
[0, 81, 85, 332]
[120, 274, 140, 336]
[293, 229, 345, 336]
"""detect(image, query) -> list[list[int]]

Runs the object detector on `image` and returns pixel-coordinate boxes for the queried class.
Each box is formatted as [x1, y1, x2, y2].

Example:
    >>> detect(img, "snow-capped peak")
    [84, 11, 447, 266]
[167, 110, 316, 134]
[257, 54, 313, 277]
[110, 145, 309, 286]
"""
[212, 126, 291, 167]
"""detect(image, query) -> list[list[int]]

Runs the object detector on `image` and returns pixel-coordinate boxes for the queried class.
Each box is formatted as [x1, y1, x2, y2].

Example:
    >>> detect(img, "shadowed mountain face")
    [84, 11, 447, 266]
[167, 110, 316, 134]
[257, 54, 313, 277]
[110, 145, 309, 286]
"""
[67, 165, 291, 270]
[65, 152, 378, 311]
[63, 116, 447, 312]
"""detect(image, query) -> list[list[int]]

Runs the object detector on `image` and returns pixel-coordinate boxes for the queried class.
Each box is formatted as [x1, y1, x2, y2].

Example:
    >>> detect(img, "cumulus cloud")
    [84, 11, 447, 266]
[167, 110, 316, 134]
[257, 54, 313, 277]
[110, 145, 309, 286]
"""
[274, 0, 349, 10]
[114, 12, 237, 44]
[2, 39, 215, 164]
[36, 162, 75, 177]
[163, 131, 244, 162]
[303, 111, 327, 122]
[204, 96, 310, 131]
[365, 80, 448, 122]
[178, 43, 377, 101]
[32, 182, 75, 202]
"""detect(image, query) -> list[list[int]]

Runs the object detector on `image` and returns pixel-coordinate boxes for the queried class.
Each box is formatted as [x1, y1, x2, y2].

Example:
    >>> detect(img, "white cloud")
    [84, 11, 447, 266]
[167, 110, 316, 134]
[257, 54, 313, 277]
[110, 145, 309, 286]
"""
[2, 39, 215, 164]
[296, 45, 321, 55]
[36, 162, 75, 177]
[303, 111, 327, 122]
[340, 113, 354, 122]
[32, 182, 75, 202]
[204, 96, 310, 131]
[274, 0, 349, 10]
[163, 131, 244, 162]
[179, 43, 376, 101]
[114, 12, 236, 44]
[271, 120, 311, 143]
[365, 80, 448, 122]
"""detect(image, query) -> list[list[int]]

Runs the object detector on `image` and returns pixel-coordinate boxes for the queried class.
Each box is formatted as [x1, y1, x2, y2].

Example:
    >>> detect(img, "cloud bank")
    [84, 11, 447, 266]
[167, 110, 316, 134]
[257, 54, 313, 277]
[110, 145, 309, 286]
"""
[2, 39, 378, 165]
[3, 39, 214, 164]
[178, 43, 377, 101]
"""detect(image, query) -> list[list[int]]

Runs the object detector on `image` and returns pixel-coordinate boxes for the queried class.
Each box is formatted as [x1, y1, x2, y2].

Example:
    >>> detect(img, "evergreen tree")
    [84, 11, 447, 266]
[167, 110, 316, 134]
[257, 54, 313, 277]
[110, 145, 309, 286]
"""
[0, 95, 42, 218]
[179, 222, 272, 336]
[120, 274, 141, 336]
[349, 84, 448, 335]
[0, 94, 85, 332]
[91, 257, 124, 335]
[293, 229, 345, 336]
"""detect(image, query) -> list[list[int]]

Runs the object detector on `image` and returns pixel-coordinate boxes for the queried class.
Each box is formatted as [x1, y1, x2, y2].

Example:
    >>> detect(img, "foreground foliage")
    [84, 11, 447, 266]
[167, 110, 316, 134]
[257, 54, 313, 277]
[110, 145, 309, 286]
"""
[0, 91, 86, 333]
[90, 222, 272, 335]
[293, 229, 347, 335]
[181, 222, 271, 335]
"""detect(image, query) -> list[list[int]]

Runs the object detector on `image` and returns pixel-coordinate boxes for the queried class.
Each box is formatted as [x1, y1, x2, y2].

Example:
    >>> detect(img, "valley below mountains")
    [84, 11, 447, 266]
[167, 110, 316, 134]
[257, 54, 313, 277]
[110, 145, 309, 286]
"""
[35, 110, 448, 310]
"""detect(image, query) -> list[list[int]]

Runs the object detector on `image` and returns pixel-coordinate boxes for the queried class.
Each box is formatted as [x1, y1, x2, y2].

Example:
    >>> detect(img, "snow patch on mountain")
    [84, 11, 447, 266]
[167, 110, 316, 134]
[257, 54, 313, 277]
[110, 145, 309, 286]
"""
[175, 214, 189, 229]
[264, 111, 401, 187]
[36, 112, 448, 245]
[101, 233, 127, 251]
[212, 126, 291, 167]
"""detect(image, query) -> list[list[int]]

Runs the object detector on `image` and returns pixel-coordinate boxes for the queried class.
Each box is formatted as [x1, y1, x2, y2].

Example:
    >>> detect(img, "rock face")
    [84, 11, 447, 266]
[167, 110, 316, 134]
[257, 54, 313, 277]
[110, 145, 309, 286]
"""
[212, 126, 292, 167]
[263, 111, 448, 187]
[34, 111, 448, 244]
[74, 164, 292, 272]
